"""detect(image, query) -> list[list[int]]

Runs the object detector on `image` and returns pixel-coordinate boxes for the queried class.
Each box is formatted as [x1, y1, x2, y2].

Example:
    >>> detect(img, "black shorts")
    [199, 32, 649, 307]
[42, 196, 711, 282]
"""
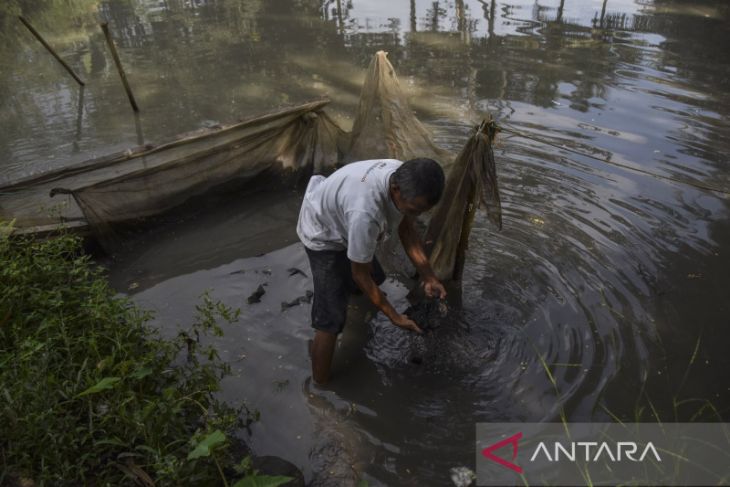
[305, 247, 385, 335]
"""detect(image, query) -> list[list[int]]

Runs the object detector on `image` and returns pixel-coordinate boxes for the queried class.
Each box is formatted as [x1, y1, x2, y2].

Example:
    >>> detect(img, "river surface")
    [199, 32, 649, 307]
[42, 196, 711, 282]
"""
[2, 0, 729, 485]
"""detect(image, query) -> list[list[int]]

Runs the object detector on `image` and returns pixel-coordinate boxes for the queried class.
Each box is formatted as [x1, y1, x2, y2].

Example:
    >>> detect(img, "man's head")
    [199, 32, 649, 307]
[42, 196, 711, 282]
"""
[390, 158, 445, 217]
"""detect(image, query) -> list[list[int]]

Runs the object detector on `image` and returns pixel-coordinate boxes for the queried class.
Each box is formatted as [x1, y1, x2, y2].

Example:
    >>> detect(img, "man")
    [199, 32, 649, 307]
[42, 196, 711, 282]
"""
[297, 158, 447, 384]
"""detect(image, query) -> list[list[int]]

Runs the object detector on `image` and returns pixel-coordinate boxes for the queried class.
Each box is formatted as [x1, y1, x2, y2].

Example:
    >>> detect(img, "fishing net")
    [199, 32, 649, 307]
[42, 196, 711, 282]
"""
[347, 51, 502, 281]
[425, 119, 503, 281]
[54, 101, 346, 249]
[345, 51, 448, 277]
[346, 51, 452, 165]
[4, 50, 502, 281]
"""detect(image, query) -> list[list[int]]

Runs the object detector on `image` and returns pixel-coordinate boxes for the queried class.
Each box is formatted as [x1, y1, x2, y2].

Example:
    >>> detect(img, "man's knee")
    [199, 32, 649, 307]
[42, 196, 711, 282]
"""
[311, 303, 347, 335]
[306, 248, 349, 334]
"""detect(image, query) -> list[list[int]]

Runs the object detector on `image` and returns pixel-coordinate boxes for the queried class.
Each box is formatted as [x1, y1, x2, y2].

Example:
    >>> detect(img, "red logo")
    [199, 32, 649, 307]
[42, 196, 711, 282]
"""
[481, 432, 524, 474]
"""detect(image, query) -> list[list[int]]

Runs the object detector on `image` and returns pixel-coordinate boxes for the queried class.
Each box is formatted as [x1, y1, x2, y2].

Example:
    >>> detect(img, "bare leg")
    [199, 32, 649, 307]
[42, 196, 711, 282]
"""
[311, 330, 337, 385]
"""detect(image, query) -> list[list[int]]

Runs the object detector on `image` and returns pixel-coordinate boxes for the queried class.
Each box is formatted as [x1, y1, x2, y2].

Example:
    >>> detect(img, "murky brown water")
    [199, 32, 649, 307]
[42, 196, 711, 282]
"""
[2, 0, 729, 485]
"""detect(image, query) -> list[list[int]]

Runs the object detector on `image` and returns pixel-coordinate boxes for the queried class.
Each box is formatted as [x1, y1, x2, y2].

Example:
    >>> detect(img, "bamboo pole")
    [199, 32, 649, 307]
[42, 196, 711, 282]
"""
[410, 0, 417, 33]
[18, 16, 85, 86]
[0, 100, 329, 191]
[452, 182, 477, 281]
[335, 0, 344, 36]
[73, 86, 85, 152]
[100, 22, 139, 112]
[134, 112, 145, 146]
[599, 0, 608, 28]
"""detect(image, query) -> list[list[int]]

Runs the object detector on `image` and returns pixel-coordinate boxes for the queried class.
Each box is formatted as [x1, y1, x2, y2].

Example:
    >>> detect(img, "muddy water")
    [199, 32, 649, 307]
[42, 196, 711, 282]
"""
[3, 0, 730, 485]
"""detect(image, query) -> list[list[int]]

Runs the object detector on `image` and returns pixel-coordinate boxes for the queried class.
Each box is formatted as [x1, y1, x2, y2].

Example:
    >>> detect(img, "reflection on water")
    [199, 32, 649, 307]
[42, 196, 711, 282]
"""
[4, 0, 730, 485]
[3, 0, 728, 184]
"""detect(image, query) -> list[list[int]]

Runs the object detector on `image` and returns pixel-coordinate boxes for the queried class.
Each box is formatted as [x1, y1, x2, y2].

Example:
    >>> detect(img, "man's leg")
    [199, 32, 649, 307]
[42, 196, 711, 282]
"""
[311, 330, 337, 384]
[305, 248, 349, 385]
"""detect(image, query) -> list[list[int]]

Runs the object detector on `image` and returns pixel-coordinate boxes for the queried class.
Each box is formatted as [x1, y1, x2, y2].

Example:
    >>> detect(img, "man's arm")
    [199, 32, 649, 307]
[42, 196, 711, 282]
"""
[351, 262, 422, 333]
[398, 216, 447, 298]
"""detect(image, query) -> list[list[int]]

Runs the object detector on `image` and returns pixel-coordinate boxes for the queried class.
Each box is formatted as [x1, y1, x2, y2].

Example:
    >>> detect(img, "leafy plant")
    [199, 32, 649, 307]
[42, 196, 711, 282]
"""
[0, 227, 274, 486]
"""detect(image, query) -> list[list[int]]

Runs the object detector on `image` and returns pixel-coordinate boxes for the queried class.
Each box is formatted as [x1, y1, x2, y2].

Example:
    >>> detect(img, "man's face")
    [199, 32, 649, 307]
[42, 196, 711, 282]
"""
[392, 187, 433, 217]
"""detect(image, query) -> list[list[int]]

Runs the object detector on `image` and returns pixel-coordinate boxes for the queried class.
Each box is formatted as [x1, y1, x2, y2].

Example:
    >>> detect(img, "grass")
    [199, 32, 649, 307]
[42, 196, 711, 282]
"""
[0, 222, 291, 487]
[529, 324, 728, 487]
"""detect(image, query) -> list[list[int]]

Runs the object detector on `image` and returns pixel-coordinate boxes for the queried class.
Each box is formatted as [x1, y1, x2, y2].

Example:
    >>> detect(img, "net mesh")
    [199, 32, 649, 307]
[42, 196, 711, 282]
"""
[4, 51, 502, 281]
[347, 51, 502, 281]
[68, 102, 345, 248]
[425, 119, 503, 281]
[347, 51, 452, 166]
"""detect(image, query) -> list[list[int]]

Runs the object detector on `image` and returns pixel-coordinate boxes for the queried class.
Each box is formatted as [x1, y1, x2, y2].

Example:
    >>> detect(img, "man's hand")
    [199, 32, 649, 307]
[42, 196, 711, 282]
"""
[398, 217, 447, 301]
[423, 276, 447, 300]
[352, 261, 417, 334]
[391, 313, 423, 334]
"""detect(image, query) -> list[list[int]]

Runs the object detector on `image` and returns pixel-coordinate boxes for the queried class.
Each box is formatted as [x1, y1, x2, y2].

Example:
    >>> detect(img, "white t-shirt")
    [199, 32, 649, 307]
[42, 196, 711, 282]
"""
[297, 159, 404, 263]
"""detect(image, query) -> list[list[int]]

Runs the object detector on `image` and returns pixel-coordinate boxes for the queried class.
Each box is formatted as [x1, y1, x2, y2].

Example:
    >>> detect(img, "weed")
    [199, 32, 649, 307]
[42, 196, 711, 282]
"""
[0, 225, 289, 486]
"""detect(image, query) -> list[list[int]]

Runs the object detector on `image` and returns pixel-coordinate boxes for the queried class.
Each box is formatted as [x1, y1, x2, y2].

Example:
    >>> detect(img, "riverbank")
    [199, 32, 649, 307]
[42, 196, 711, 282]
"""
[0, 223, 297, 486]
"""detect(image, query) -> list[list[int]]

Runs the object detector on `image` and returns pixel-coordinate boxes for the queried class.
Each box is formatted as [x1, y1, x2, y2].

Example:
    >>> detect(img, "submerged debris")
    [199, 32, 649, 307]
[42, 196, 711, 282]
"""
[410, 356, 423, 365]
[281, 290, 314, 311]
[273, 379, 290, 392]
[247, 284, 267, 304]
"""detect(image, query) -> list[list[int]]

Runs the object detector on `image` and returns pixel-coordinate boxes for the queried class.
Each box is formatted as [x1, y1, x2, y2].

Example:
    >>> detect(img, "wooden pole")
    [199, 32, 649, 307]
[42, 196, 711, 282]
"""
[410, 0, 417, 32]
[100, 22, 139, 112]
[557, 0, 565, 23]
[134, 112, 145, 146]
[73, 85, 85, 152]
[600, 0, 608, 28]
[452, 182, 477, 281]
[18, 16, 85, 86]
[335, 0, 344, 36]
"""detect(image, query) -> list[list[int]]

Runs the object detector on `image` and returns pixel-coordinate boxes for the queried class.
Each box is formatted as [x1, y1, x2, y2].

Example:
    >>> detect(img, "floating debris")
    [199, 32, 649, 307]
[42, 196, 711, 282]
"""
[281, 290, 314, 311]
[450, 466, 476, 486]
[247, 284, 267, 304]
